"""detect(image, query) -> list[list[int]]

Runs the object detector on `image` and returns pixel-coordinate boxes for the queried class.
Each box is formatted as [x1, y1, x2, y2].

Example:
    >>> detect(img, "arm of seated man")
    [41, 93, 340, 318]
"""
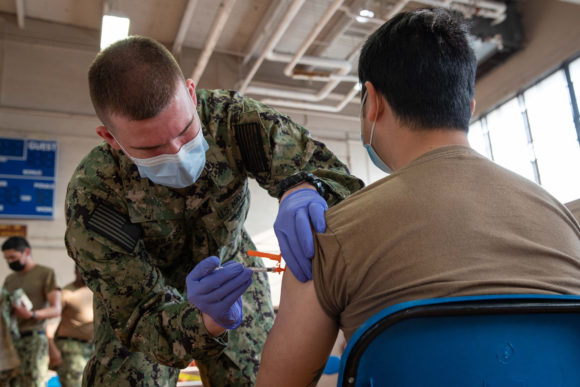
[256, 269, 339, 387]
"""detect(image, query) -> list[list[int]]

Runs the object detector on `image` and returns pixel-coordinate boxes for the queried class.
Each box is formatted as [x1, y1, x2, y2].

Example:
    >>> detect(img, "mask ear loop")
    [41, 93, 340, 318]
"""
[360, 91, 368, 145]
[368, 93, 379, 147]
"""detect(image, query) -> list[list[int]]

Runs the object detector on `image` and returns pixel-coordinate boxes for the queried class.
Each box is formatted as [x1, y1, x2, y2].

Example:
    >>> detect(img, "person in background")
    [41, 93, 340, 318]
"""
[65, 36, 363, 386]
[0, 286, 20, 386]
[2, 236, 62, 387]
[256, 9, 580, 386]
[53, 265, 94, 387]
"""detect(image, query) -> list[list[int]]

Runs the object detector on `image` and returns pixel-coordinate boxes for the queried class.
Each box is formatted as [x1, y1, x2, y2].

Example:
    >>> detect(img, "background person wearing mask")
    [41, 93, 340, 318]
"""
[53, 266, 94, 387]
[2, 236, 62, 387]
[256, 9, 580, 386]
[65, 36, 363, 386]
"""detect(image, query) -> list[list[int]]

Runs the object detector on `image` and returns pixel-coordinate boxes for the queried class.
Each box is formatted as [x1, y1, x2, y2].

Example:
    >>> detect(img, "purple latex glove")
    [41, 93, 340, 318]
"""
[274, 188, 328, 282]
[186, 256, 252, 329]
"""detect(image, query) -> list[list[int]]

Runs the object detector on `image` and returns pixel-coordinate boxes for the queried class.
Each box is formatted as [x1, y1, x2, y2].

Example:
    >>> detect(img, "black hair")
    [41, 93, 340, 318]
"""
[2, 236, 30, 252]
[358, 8, 477, 131]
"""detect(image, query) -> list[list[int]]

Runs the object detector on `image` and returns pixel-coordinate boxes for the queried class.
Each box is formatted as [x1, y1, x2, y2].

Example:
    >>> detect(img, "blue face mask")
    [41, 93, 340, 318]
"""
[360, 91, 393, 174]
[117, 127, 209, 188]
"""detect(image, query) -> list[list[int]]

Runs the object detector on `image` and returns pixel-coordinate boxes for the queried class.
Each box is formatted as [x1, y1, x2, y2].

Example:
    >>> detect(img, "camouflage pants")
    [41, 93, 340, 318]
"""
[0, 367, 19, 387]
[55, 338, 94, 387]
[82, 304, 180, 387]
[12, 332, 48, 387]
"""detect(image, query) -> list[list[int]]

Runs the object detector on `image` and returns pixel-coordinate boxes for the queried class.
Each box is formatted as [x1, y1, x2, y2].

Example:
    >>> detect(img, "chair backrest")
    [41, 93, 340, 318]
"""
[338, 294, 580, 387]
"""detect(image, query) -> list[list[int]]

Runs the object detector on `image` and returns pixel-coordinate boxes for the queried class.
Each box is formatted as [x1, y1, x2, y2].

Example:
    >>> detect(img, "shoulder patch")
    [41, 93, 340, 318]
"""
[86, 203, 142, 252]
[234, 122, 269, 173]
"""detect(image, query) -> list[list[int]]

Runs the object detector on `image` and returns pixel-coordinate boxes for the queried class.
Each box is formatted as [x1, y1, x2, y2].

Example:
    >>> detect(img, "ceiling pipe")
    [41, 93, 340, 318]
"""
[191, 0, 237, 84]
[283, 0, 345, 78]
[245, 0, 358, 106]
[252, 0, 413, 112]
[262, 85, 360, 113]
[172, 0, 199, 57]
[246, 85, 359, 102]
[251, 0, 507, 113]
[239, 0, 307, 93]
[252, 0, 404, 110]
[268, 51, 351, 71]
[242, 0, 291, 66]
[15, 0, 25, 29]
[247, 84, 359, 100]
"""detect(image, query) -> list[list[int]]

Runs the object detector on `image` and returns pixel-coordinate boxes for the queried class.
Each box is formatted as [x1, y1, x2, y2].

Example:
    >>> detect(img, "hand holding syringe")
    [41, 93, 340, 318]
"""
[246, 250, 286, 274]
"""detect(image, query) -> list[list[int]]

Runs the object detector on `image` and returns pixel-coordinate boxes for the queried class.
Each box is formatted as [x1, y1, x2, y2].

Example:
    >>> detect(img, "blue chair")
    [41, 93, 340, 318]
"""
[338, 294, 580, 387]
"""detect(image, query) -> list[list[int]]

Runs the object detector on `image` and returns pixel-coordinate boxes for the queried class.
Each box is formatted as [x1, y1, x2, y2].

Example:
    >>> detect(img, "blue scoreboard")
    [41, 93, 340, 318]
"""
[0, 137, 58, 219]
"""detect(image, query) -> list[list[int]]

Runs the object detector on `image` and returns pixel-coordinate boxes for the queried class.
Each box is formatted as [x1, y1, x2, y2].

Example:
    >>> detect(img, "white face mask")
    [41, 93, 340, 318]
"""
[360, 91, 393, 174]
[115, 128, 209, 188]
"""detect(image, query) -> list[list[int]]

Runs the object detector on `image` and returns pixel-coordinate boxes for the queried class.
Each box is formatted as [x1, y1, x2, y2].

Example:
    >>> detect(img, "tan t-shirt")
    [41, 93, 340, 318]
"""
[56, 282, 94, 342]
[565, 199, 580, 224]
[3, 264, 59, 333]
[313, 146, 580, 341]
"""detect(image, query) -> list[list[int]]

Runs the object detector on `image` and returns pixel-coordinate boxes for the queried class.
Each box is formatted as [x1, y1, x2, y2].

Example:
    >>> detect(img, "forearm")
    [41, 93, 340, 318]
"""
[202, 313, 226, 337]
[33, 305, 61, 320]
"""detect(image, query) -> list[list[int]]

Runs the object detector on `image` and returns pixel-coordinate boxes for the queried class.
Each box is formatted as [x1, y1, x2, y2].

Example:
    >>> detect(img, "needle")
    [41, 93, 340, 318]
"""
[248, 267, 276, 272]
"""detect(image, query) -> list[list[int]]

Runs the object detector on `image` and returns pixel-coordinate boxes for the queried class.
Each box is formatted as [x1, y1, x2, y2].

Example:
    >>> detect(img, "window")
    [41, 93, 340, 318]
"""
[471, 55, 580, 203]
[486, 97, 536, 182]
[524, 70, 580, 202]
[468, 119, 491, 158]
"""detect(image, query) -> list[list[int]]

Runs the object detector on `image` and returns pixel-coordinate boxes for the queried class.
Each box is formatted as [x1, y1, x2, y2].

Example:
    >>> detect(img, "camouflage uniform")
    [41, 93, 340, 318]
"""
[12, 332, 48, 387]
[0, 368, 19, 387]
[1, 288, 20, 387]
[55, 338, 94, 387]
[65, 89, 364, 386]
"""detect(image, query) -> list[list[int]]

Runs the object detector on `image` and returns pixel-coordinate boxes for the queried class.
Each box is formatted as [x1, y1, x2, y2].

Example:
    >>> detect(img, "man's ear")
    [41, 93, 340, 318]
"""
[364, 81, 383, 122]
[470, 98, 476, 117]
[186, 78, 198, 106]
[96, 126, 121, 150]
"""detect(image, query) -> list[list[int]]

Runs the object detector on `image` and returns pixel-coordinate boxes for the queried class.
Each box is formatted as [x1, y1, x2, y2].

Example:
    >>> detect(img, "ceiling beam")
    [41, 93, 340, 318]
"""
[172, 0, 199, 58]
[15, 0, 25, 29]
[191, 0, 237, 84]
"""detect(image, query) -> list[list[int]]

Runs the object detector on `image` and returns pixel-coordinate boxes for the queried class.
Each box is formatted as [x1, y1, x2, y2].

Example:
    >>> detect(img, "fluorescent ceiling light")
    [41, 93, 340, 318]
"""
[100, 14, 130, 50]
[356, 10, 374, 23]
[359, 9, 375, 18]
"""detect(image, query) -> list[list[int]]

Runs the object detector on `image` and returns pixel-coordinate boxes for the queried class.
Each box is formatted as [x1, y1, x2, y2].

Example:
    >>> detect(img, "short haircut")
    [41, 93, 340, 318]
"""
[88, 36, 185, 128]
[2, 236, 30, 252]
[358, 8, 477, 131]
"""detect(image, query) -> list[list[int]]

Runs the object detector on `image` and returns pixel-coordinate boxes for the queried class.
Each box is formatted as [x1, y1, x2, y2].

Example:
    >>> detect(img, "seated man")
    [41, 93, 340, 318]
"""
[566, 199, 580, 223]
[256, 8, 580, 387]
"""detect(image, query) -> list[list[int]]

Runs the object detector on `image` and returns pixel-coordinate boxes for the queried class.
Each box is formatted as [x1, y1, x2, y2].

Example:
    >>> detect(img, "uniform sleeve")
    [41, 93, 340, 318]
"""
[226, 92, 364, 205]
[64, 149, 226, 368]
